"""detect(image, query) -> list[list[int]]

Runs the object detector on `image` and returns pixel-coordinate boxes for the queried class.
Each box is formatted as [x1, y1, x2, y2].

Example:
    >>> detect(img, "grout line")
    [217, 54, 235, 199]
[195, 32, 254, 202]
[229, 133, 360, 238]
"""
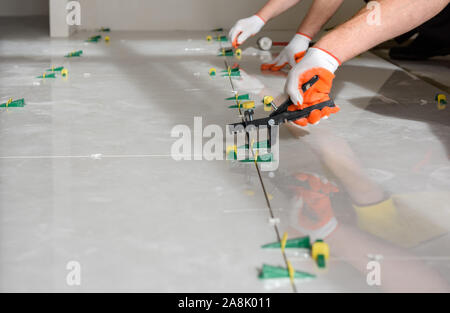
[218, 36, 298, 293]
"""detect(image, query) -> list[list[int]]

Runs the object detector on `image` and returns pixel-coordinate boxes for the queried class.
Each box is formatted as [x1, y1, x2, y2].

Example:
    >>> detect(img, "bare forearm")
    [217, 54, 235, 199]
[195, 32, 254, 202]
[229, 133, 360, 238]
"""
[257, 0, 302, 22]
[297, 0, 344, 38]
[315, 0, 450, 63]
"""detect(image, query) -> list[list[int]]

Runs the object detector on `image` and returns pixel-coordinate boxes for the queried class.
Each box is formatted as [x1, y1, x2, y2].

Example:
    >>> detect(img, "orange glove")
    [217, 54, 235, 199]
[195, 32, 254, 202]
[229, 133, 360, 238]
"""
[261, 33, 311, 71]
[285, 47, 341, 126]
[289, 173, 340, 241]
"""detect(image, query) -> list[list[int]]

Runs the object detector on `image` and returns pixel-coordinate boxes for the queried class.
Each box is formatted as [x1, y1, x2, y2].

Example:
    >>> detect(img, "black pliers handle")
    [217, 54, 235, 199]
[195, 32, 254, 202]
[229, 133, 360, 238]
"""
[229, 75, 336, 130]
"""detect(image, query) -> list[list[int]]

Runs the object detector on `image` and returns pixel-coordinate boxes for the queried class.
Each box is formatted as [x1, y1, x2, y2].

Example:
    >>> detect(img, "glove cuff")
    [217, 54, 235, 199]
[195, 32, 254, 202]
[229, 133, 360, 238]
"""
[296, 32, 312, 41]
[253, 14, 266, 25]
[291, 33, 311, 46]
[305, 47, 341, 73]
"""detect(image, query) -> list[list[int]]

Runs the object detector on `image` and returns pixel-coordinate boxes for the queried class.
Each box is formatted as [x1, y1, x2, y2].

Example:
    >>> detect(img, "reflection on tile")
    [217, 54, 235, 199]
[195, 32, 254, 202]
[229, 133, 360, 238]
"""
[1, 19, 449, 292]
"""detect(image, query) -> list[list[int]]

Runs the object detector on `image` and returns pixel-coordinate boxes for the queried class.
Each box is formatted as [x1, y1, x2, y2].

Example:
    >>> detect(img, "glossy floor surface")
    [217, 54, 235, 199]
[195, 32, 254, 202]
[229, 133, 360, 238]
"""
[1, 18, 449, 292]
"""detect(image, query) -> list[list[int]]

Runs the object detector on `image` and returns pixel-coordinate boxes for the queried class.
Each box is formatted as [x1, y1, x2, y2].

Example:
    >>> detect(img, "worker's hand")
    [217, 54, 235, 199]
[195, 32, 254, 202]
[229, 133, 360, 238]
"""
[229, 15, 265, 48]
[261, 33, 311, 71]
[285, 47, 341, 126]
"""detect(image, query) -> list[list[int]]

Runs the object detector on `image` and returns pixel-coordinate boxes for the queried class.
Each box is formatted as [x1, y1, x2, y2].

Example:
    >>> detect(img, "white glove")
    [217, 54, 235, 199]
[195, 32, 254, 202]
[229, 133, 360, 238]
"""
[285, 47, 340, 107]
[229, 15, 265, 48]
[261, 33, 311, 71]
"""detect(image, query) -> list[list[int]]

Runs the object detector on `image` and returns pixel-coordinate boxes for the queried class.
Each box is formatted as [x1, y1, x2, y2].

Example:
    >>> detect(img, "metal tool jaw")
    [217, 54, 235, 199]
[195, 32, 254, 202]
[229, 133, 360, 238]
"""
[228, 75, 337, 147]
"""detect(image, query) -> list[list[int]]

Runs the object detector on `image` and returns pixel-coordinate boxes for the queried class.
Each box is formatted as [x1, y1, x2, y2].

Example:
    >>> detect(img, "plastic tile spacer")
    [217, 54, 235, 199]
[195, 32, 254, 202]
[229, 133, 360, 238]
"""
[436, 93, 447, 110]
[311, 239, 329, 269]
[262, 236, 311, 250]
[228, 101, 254, 109]
[258, 264, 316, 280]
[239, 153, 273, 163]
[86, 35, 102, 43]
[47, 66, 64, 72]
[226, 94, 249, 101]
[1, 98, 25, 108]
[37, 72, 56, 79]
[263, 96, 274, 112]
[65, 50, 83, 58]
[215, 35, 228, 42]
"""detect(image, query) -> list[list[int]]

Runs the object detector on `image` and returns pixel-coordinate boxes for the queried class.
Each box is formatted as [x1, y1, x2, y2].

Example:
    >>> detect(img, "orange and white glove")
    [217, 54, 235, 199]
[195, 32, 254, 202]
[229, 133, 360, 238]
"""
[285, 47, 341, 126]
[289, 173, 340, 242]
[261, 33, 311, 71]
[229, 15, 266, 48]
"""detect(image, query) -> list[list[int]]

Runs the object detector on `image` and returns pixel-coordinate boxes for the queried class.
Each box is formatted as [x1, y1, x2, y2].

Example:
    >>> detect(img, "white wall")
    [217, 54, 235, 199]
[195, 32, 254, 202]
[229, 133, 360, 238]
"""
[77, 0, 365, 31]
[0, 0, 49, 16]
[49, 0, 69, 37]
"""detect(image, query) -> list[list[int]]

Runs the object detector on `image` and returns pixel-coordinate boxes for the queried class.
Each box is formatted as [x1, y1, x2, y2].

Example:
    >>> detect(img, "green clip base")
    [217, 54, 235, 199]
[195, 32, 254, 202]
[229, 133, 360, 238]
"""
[316, 255, 326, 269]
[215, 36, 228, 42]
[37, 73, 56, 78]
[86, 36, 101, 42]
[262, 236, 311, 249]
[227, 153, 274, 163]
[226, 94, 249, 101]
[240, 153, 273, 163]
[218, 52, 234, 57]
[222, 68, 240, 73]
[227, 151, 237, 161]
[47, 66, 64, 72]
[228, 103, 252, 109]
[65, 51, 83, 57]
[259, 264, 316, 280]
[222, 72, 241, 77]
[1, 99, 25, 108]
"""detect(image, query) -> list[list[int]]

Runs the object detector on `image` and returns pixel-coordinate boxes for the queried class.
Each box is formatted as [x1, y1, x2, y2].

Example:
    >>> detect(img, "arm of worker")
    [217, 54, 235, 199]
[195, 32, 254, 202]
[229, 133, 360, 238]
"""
[296, 0, 344, 39]
[229, 0, 302, 48]
[263, 0, 344, 71]
[285, 0, 450, 127]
